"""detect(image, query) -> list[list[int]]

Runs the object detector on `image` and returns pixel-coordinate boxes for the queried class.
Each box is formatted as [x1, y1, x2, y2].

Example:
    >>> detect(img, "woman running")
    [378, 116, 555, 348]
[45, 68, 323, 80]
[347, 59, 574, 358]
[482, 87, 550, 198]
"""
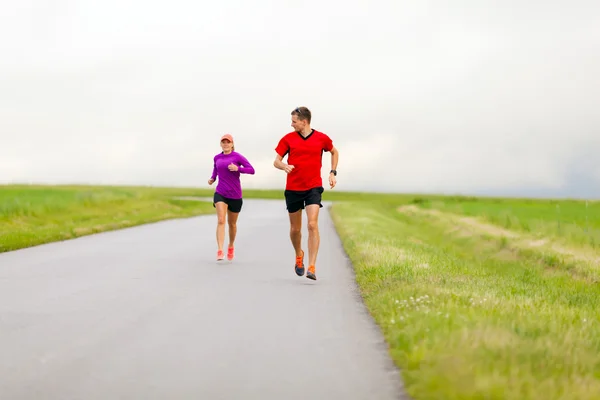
[208, 133, 255, 261]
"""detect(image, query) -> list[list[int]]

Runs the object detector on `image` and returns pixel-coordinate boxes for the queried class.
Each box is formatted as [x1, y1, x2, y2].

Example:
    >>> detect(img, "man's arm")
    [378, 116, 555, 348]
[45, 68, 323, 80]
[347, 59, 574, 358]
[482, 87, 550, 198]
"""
[274, 153, 294, 174]
[329, 146, 339, 172]
[273, 154, 285, 170]
[328, 146, 339, 189]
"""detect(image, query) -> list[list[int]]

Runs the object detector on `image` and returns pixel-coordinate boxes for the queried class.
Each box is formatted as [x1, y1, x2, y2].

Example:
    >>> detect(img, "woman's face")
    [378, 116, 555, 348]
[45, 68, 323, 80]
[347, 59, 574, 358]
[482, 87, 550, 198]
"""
[220, 139, 233, 153]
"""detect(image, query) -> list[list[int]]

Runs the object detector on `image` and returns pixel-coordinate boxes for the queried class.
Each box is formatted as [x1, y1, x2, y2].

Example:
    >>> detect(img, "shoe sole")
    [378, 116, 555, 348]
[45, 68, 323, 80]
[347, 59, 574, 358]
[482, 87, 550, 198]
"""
[306, 272, 316, 280]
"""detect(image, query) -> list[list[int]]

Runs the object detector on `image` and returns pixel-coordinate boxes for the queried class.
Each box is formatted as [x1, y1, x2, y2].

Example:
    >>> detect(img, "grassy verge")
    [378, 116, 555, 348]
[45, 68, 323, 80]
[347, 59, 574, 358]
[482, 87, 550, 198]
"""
[330, 199, 600, 400]
[420, 196, 600, 249]
[398, 204, 600, 281]
[0, 184, 216, 253]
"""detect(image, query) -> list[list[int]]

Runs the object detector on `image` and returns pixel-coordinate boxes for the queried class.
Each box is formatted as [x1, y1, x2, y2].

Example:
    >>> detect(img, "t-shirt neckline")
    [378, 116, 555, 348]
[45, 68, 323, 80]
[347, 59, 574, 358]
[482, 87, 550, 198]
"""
[296, 129, 314, 141]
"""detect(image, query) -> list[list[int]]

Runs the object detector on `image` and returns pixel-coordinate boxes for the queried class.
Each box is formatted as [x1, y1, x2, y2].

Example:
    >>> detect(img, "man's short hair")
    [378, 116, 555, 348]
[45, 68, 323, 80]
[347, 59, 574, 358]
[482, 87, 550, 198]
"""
[291, 106, 311, 123]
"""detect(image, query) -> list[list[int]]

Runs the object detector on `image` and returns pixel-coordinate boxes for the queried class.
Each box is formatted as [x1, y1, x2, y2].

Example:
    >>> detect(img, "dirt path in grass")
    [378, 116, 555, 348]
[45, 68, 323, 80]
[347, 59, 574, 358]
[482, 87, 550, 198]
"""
[398, 205, 600, 269]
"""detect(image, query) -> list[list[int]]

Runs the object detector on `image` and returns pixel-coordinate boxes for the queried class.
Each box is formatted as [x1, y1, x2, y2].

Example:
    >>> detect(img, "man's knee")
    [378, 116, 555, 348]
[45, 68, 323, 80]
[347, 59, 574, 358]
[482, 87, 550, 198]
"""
[307, 220, 319, 233]
[290, 224, 301, 235]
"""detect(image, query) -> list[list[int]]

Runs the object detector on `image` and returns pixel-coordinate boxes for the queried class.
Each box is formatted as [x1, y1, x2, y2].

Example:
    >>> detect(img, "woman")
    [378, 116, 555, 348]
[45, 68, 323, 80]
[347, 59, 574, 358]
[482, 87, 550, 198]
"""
[208, 133, 255, 261]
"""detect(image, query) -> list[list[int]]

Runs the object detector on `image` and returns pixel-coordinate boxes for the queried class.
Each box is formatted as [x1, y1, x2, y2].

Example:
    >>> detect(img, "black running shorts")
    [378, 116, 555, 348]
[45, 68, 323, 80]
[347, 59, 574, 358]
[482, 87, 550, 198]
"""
[284, 186, 324, 213]
[213, 192, 243, 213]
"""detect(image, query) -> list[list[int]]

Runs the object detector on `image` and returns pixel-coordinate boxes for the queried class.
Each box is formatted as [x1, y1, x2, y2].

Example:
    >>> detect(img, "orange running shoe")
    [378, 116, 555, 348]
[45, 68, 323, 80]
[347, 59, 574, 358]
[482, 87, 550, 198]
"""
[227, 246, 234, 261]
[217, 250, 224, 261]
[294, 250, 305, 276]
[306, 265, 316, 280]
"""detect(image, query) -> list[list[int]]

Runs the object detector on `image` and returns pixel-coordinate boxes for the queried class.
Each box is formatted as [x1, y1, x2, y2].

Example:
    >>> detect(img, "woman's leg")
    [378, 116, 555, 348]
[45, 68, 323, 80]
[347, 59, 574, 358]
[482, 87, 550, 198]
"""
[215, 201, 228, 257]
[227, 209, 239, 249]
[226, 199, 242, 260]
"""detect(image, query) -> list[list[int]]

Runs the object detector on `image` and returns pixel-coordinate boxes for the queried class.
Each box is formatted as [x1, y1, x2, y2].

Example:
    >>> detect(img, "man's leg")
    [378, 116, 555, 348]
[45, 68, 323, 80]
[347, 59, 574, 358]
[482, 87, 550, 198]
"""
[285, 190, 306, 275]
[303, 187, 324, 280]
[305, 204, 320, 279]
[289, 209, 304, 273]
[288, 208, 303, 256]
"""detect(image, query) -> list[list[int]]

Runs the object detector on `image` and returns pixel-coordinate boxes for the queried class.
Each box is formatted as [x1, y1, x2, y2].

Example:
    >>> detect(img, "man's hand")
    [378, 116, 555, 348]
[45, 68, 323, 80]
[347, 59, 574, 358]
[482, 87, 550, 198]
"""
[228, 163, 239, 172]
[208, 178, 215, 185]
[284, 164, 295, 174]
[329, 173, 336, 189]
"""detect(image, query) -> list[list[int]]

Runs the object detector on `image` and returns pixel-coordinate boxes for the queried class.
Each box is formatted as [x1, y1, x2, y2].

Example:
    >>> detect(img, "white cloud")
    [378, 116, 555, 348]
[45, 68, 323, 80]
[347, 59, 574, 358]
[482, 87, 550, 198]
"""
[1, 0, 599, 198]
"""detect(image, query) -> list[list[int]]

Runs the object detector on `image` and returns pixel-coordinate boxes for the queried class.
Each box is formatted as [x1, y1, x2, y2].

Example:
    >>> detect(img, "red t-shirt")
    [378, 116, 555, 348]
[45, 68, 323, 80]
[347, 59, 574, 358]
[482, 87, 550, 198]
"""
[275, 129, 334, 191]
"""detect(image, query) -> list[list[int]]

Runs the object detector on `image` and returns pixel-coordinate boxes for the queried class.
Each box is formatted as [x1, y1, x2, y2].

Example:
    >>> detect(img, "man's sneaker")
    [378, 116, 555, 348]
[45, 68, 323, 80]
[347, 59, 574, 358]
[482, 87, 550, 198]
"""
[295, 250, 305, 276]
[217, 250, 224, 261]
[306, 265, 316, 280]
[227, 246, 234, 261]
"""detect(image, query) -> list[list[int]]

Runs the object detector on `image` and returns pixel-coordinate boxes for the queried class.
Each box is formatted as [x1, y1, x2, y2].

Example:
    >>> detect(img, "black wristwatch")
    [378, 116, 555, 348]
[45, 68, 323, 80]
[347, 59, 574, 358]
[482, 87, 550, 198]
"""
[330, 170, 337, 176]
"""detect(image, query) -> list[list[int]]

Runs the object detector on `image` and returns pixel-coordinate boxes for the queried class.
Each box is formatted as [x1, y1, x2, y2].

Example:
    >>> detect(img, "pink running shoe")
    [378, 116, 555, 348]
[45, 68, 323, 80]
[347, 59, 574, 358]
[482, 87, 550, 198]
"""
[217, 250, 224, 261]
[227, 246, 234, 261]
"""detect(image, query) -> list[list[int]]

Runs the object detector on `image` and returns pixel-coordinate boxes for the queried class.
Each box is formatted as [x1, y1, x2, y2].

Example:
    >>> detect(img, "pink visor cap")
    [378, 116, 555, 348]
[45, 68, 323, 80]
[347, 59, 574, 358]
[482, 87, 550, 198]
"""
[220, 134, 234, 142]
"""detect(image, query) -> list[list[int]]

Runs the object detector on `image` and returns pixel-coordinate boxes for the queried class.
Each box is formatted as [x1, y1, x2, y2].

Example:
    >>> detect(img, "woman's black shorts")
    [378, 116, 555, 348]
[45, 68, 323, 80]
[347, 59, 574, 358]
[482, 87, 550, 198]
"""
[213, 192, 243, 213]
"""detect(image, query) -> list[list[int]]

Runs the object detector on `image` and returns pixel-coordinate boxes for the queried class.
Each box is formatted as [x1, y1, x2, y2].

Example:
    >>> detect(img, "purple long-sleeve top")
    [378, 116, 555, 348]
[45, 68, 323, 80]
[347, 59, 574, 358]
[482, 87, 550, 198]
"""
[210, 151, 255, 199]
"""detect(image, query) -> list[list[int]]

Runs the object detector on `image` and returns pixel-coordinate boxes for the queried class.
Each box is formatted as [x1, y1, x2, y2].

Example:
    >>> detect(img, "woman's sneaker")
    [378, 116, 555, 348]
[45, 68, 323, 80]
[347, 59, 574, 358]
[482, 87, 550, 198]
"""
[227, 246, 234, 261]
[217, 250, 224, 261]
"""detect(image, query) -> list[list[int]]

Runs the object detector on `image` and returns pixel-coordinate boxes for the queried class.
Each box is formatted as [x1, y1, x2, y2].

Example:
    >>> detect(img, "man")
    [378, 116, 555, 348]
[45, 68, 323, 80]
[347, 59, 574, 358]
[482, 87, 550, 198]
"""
[273, 106, 339, 280]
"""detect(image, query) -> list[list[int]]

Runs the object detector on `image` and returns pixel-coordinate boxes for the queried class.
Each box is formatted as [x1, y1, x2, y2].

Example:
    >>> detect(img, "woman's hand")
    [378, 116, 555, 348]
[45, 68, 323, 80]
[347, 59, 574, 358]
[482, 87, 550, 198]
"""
[208, 178, 215, 185]
[228, 163, 239, 172]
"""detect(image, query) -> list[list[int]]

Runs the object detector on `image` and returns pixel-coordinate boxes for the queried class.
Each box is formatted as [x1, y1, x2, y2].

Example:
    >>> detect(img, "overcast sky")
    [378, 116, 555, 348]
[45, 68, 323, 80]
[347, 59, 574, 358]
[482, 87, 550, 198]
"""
[1, 1, 599, 198]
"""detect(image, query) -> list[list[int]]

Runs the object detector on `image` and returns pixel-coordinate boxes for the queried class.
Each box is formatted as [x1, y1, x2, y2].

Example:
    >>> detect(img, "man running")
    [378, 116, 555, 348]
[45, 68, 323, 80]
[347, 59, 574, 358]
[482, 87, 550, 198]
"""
[273, 106, 339, 280]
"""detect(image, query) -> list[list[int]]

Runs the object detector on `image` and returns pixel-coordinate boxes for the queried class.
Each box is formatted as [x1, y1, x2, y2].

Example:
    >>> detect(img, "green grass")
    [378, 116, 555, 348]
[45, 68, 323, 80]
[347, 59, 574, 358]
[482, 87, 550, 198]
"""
[0, 184, 217, 253]
[330, 198, 600, 399]
[419, 196, 600, 249]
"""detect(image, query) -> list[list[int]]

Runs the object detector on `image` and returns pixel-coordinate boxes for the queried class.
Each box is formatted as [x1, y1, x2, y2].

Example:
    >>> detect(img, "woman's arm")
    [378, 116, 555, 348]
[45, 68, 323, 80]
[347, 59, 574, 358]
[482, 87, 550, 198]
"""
[236, 154, 255, 175]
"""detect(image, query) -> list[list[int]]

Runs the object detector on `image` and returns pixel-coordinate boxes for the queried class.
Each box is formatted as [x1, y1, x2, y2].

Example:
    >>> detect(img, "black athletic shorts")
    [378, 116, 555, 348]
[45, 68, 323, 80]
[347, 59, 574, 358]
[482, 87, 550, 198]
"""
[213, 192, 243, 213]
[284, 186, 324, 213]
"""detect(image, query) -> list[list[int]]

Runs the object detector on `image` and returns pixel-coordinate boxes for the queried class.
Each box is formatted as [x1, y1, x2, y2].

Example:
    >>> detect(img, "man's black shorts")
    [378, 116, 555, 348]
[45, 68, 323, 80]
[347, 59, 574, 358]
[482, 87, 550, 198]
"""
[284, 186, 324, 213]
[213, 192, 243, 213]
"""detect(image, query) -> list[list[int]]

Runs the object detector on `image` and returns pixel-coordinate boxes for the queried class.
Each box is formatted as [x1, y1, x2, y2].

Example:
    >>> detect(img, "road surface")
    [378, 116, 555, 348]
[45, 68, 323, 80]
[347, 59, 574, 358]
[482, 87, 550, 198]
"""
[0, 199, 408, 399]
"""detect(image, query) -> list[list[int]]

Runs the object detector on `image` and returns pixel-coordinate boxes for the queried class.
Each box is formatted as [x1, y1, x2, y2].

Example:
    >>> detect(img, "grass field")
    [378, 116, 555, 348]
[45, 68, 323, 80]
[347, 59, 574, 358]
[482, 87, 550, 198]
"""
[0, 184, 217, 253]
[330, 196, 600, 399]
[420, 196, 600, 249]
[2, 184, 599, 399]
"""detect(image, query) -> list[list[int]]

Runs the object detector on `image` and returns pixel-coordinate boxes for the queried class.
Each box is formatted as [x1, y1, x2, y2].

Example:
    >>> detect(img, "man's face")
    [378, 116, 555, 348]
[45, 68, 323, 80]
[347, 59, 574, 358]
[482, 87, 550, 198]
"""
[291, 115, 306, 132]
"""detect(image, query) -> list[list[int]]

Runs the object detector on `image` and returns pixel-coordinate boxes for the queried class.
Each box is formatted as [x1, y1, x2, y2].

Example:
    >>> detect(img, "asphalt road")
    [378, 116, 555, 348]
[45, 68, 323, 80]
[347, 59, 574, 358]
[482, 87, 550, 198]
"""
[0, 199, 407, 400]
